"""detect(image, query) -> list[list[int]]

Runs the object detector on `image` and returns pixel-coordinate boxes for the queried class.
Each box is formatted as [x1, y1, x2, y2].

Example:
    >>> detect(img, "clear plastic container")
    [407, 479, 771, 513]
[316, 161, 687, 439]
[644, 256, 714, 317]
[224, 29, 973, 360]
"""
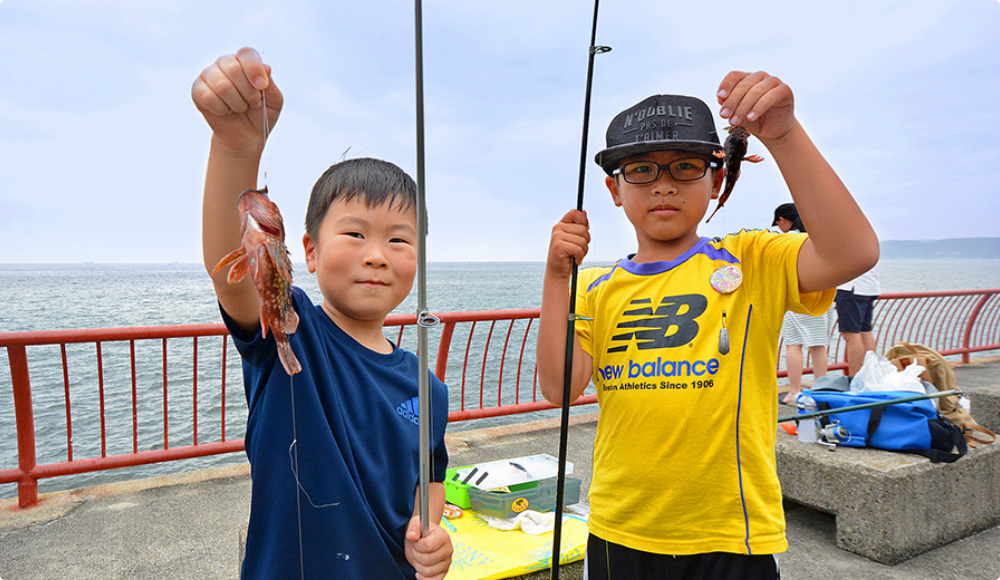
[797, 391, 818, 443]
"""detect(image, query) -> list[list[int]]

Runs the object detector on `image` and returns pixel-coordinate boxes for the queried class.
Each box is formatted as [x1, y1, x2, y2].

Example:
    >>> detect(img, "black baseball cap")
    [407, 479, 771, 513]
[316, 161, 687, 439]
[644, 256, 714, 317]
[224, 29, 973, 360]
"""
[772, 202, 798, 226]
[595, 94, 723, 175]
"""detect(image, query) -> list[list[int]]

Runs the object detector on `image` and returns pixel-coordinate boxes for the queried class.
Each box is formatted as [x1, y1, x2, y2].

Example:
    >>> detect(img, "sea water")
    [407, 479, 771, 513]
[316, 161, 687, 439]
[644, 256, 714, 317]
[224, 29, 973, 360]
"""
[2, 259, 999, 499]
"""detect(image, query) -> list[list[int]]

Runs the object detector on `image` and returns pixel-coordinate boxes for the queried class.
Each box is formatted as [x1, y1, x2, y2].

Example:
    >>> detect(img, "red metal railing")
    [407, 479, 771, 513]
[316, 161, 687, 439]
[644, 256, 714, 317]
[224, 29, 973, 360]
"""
[3, 290, 999, 508]
[778, 289, 1000, 375]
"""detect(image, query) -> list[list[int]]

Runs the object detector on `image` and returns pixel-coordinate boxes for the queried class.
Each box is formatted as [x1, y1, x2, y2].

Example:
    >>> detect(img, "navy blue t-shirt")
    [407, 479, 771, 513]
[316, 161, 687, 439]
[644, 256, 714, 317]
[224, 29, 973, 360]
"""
[224, 287, 449, 580]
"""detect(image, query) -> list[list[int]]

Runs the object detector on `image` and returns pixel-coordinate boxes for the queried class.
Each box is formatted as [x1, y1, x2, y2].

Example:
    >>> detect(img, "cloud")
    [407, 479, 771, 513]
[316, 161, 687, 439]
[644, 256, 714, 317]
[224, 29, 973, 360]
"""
[1, 0, 999, 264]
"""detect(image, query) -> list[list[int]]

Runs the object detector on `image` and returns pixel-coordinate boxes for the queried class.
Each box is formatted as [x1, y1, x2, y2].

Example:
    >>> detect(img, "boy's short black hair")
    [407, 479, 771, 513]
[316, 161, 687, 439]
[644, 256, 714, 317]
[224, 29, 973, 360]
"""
[305, 157, 417, 239]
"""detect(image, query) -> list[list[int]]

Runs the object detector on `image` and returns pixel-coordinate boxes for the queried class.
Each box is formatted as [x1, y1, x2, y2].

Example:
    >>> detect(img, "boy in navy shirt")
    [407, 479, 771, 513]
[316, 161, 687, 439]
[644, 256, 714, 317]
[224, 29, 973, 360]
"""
[193, 47, 451, 580]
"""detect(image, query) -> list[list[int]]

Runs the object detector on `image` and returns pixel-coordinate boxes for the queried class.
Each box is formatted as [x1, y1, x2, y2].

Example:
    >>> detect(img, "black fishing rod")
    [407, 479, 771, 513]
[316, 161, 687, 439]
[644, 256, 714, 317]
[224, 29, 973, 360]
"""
[551, 2, 610, 578]
[777, 389, 962, 423]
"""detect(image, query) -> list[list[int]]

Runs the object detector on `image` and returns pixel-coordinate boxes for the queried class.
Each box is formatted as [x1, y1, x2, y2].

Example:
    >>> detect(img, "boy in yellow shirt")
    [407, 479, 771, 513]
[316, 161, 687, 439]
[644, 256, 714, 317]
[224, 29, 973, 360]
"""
[537, 71, 878, 579]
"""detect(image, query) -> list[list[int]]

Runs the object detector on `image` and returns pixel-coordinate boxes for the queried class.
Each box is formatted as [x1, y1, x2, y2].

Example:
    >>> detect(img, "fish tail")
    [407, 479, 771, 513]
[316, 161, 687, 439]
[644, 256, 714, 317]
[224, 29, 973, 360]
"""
[277, 339, 302, 376]
[706, 182, 736, 223]
[285, 307, 300, 334]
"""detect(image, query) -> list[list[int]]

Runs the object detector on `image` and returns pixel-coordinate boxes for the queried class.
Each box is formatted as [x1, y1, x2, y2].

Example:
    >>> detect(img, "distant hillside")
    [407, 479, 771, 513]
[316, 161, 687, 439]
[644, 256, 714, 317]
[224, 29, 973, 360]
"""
[880, 238, 1000, 260]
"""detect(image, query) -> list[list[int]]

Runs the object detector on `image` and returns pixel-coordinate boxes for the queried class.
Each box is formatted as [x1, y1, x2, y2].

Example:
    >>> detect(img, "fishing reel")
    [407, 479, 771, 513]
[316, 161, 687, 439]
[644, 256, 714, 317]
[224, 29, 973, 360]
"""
[816, 421, 849, 451]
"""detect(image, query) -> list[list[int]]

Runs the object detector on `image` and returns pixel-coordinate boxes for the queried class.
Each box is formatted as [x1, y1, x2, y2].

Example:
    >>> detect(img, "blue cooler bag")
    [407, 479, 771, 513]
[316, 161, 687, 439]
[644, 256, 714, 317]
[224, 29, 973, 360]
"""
[807, 389, 967, 463]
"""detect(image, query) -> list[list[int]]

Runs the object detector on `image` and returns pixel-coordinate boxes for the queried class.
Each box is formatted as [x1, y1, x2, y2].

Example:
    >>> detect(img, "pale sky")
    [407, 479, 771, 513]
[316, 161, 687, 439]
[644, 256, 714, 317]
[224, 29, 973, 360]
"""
[1, 0, 998, 264]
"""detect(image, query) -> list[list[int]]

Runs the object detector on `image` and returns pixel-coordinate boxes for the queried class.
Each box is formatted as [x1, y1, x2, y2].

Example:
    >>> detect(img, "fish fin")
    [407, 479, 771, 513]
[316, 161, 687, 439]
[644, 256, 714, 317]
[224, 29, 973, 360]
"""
[266, 241, 294, 284]
[211, 248, 246, 279]
[277, 340, 302, 376]
[227, 254, 253, 284]
[744, 155, 764, 163]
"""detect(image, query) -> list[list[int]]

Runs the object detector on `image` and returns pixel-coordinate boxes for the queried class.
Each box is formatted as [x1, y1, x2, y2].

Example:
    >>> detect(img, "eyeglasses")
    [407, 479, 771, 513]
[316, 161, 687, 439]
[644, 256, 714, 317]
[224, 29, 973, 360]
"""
[612, 157, 718, 185]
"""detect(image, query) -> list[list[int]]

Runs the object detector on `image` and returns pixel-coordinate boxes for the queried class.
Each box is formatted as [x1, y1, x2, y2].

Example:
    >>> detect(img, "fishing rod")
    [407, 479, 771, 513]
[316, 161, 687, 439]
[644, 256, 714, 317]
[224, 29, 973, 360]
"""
[777, 389, 962, 423]
[414, 0, 438, 537]
[551, 2, 610, 578]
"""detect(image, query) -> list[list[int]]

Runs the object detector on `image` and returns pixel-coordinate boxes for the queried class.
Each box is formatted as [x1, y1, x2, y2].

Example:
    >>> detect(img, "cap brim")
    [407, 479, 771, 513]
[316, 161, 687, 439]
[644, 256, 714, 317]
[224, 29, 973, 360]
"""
[595, 141, 724, 174]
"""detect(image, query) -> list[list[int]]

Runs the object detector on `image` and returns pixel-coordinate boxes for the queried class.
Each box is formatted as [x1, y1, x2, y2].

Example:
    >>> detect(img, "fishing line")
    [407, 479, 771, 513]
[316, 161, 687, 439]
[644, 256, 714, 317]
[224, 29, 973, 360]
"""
[552, 2, 609, 578]
[261, 89, 270, 187]
[257, 87, 322, 580]
[264, 82, 304, 579]
[289, 374, 305, 580]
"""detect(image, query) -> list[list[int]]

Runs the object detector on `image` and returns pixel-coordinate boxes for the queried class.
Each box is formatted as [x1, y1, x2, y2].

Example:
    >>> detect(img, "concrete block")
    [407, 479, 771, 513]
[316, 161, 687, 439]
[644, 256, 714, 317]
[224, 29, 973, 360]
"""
[966, 383, 1000, 434]
[777, 388, 1000, 565]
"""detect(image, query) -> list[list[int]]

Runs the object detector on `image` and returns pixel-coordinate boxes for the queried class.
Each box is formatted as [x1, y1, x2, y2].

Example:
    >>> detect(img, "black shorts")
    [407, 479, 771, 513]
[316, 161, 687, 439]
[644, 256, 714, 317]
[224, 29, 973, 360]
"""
[585, 534, 780, 580]
[835, 289, 877, 333]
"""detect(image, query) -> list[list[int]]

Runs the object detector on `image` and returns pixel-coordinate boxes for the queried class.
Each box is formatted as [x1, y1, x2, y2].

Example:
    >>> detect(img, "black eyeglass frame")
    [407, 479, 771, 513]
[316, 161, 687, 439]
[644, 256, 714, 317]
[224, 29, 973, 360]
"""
[611, 156, 723, 184]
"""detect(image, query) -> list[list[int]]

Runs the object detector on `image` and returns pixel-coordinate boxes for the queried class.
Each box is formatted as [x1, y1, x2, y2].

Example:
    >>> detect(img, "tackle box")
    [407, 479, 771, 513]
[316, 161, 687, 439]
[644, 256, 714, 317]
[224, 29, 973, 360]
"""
[467, 476, 582, 519]
[444, 454, 574, 510]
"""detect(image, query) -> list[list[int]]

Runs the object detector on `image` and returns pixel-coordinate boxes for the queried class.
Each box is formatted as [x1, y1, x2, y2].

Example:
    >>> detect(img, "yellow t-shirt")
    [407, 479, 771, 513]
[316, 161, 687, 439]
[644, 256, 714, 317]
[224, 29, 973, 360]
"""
[576, 230, 833, 556]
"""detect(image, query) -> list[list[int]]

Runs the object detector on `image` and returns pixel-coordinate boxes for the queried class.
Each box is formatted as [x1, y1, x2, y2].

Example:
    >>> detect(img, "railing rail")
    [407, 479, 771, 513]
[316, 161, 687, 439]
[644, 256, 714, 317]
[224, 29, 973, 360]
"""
[4, 289, 999, 508]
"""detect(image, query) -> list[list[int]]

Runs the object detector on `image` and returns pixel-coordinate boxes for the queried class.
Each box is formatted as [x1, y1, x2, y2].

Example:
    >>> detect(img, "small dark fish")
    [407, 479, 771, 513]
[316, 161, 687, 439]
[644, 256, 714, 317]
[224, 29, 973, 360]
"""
[212, 187, 301, 375]
[706, 125, 764, 223]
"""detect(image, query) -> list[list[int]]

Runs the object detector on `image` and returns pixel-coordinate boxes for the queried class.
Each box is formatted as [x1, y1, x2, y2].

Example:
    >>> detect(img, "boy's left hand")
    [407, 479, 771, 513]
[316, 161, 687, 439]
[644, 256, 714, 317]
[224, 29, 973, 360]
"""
[716, 70, 796, 143]
[404, 515, 453, 580]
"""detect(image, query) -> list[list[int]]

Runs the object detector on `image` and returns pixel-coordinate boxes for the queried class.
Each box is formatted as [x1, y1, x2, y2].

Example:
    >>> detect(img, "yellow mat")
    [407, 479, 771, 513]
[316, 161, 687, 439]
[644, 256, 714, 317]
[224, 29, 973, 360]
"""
[446, 511, 588, 580]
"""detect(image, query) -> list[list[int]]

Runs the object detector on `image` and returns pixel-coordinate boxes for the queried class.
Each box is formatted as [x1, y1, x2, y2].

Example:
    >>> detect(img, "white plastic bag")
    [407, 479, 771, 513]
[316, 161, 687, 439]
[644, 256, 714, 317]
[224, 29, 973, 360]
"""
[880, 362, 926, 393]
[851, 351, 926, 394]
[480, 510, 556, 535]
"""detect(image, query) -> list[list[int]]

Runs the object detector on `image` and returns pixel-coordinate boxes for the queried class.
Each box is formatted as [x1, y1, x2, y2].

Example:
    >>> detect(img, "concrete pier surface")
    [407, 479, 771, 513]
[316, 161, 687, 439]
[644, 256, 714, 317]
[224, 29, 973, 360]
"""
[2, 359, 999, 580]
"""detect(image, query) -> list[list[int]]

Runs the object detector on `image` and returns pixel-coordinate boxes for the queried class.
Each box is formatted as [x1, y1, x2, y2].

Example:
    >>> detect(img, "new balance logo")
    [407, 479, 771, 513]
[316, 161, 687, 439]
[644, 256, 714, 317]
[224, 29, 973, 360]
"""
[396, 397, 420, 425]
[608, 294, 707, 352]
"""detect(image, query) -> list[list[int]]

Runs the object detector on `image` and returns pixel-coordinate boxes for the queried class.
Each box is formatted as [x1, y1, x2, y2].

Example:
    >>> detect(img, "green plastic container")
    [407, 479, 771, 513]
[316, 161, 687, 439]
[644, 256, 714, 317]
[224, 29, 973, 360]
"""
[467, 476, 582, 519]
[444, 465, 475, 509]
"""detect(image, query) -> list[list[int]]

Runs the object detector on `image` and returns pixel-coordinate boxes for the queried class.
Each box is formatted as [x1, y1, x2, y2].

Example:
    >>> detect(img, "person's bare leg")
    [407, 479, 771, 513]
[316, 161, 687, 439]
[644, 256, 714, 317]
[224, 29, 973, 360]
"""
[861, 331, 876, 355]
[843, 332, 865, 376]
[784, 344, 804, 403]
[809, 345, 829, 378]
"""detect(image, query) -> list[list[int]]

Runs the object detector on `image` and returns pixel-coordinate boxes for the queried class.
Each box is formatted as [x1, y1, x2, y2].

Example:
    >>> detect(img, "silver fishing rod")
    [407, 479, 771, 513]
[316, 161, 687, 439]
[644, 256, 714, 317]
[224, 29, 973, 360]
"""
[552, 2, 609, 578]
[414, 0, 436, 537]
[777, 389, 962, 423]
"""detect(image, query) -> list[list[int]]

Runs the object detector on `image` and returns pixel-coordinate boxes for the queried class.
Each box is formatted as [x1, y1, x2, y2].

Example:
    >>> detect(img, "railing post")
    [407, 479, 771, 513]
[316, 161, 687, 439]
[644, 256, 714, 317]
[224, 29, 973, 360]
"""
[8, 344, 39, 508]
[961, 292, 992, 364]
[434, 320, 456, 382]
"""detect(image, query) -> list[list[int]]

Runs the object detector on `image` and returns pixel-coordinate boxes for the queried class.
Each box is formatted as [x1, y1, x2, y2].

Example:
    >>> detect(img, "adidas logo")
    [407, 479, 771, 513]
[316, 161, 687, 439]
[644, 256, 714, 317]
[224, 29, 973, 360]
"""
[396, 397, 420, 425]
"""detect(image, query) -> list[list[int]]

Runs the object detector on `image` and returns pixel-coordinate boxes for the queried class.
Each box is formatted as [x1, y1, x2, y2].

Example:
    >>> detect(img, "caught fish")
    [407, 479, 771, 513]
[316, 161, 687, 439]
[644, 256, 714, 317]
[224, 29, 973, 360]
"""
[706, 125, 764, 223]
[212, 187, 301, 375]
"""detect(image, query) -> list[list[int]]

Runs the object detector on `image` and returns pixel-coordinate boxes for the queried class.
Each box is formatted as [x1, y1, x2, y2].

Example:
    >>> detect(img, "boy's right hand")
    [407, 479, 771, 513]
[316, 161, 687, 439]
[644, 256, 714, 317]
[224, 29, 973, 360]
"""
[546, 209, 590, 279]
[191, 47, 283, 155]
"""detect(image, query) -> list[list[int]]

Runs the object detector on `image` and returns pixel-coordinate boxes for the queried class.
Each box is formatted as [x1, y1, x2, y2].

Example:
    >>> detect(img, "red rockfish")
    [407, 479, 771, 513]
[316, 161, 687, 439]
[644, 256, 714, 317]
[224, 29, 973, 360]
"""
[706, 125, 764, 223]
[212, 187, 301, 375]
